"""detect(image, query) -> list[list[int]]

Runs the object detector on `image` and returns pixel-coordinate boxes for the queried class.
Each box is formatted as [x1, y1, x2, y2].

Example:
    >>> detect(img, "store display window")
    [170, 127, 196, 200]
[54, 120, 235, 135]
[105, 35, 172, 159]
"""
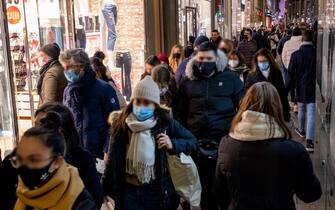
[0, 0, 17, 158]
[73, 0, 145, 101]
[5, 0, 74, 134]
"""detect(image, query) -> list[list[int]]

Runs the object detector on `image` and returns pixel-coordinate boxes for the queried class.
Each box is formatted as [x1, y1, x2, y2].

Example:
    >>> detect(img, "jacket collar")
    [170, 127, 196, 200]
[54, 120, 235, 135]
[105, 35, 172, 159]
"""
[185, 50, 227, 81]
[229, 110, 285, 141]
[290, 35, 302, 42]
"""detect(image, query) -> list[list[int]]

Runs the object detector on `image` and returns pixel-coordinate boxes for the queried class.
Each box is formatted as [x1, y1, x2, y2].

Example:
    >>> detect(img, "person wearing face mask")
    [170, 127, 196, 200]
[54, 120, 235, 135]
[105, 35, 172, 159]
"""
[11, 112, 97, 210]
[102, 76, 197, 210]
[37, 43, 67, 106]
[227, 50, 250, 82]
[237, 28, 258, 68]
[175, 41, 244, 210]
[175, 35, 209, 87]
[168, 44, 184, 74]
[60, 49, 120, 160]
[151, 64, 177, 109]
[245, 48, 290, 122]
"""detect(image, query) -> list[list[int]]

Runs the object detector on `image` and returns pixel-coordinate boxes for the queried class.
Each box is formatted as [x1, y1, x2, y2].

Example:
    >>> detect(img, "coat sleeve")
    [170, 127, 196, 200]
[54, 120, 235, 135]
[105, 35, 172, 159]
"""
[42, 70, 59, 104]
[245, 72, 255, 90]
[174, 81, 189, 127]
[282, 43, 289, 69]
[275, 71, 291, 121]
[168, 119, 198, 155]
[294, 148, 322, 203]
[232, 74, 245, 109]
[286, 52, 297, 90]
[215, 138, 231, 209]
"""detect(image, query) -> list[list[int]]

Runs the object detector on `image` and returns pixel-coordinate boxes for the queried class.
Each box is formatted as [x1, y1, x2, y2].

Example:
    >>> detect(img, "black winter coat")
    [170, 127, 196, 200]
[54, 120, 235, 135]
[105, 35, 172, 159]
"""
[176, 54, 244, 142]
[287, 44, 316, 103]
[245, 69, 290, 121]
[72, 189, 98, 210]
[216, 136, 322, 210]
[102, 111, 198, 210]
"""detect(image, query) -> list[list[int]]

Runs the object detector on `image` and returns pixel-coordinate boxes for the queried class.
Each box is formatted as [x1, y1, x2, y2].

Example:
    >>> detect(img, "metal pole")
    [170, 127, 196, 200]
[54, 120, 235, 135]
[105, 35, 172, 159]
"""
[22, 0, 35, 124]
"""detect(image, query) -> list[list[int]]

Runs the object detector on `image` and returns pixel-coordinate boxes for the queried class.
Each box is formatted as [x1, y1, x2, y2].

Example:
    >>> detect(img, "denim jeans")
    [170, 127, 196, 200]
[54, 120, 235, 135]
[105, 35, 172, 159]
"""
[124, 183, 162, 210]
[298, 102, 316, 140]
[101, 4, 117, 51]
[116, 52, 132, 101]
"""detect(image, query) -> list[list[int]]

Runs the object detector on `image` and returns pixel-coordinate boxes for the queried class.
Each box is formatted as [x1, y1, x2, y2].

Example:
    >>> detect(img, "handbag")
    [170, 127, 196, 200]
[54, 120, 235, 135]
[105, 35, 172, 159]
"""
[198, 139, 219, 160]
[166, 152, 202, 207]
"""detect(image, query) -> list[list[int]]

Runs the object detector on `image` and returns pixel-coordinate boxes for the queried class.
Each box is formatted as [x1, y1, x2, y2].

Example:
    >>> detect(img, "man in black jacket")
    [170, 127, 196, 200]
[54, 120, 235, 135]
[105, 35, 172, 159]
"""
[176, 42, 244, 210]
[287, 30, 316, 152]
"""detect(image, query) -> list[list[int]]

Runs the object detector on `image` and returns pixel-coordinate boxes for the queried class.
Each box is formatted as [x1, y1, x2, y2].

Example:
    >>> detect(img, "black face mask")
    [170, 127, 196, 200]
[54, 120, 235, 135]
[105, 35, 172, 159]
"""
[18, 160, 55, 189]
[198, 62, 217, 77]
[173, 53, 181, 59]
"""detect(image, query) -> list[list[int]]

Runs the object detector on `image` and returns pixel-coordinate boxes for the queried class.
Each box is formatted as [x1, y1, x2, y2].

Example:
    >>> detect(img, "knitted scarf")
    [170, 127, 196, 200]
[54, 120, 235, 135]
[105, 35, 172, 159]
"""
[125, 114, 157, 184]
[15, 160, 84, 210]
[229, 110, 285, 141]
[37, 59, 58, 95]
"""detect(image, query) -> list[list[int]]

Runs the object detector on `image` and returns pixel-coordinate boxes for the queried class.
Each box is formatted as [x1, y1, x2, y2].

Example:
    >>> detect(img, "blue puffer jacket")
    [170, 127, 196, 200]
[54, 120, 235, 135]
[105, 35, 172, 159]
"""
[63, 69, 120, 158]
[103, 110, 198, 210]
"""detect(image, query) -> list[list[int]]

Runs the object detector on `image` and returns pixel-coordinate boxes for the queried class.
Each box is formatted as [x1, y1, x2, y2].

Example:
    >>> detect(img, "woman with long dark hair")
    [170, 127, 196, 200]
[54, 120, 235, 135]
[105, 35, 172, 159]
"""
[215, 82, 321, 210]
[102, 76, 197, 210]
[245, 48, 290, 122]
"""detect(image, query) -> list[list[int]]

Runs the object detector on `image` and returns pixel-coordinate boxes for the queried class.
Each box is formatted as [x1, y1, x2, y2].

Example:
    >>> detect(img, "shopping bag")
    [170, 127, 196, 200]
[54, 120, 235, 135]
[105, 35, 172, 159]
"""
[166, 152, 202, 207]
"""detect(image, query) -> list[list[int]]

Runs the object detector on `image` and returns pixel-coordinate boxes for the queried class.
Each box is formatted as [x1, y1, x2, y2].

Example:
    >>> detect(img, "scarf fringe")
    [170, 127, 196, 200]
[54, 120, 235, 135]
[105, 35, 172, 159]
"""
[126, 159, 156, 184]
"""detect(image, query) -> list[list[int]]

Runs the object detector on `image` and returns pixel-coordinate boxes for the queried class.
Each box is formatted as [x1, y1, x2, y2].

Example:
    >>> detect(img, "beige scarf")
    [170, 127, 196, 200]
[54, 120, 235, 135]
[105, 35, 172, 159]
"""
[15, 160, 84, 210]
[229, 110, 285, 141]
[125, 114, 157, 184]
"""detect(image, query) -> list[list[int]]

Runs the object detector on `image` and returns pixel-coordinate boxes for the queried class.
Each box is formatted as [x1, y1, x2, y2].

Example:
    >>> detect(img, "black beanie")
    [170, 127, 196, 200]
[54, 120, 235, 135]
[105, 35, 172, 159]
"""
[40, 43, 61, 60]
[194, 35, 210, 48]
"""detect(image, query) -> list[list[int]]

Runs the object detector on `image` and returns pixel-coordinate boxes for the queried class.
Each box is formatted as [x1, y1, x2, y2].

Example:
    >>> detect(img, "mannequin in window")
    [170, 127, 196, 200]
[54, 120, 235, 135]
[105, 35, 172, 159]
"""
[100, 0, 117, 67]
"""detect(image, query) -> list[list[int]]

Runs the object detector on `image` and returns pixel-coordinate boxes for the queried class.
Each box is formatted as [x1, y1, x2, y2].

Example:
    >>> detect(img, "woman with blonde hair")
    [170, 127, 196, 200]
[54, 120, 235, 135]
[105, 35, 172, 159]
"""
[169, 44, 184, 74]
[215, 82, 321, 210]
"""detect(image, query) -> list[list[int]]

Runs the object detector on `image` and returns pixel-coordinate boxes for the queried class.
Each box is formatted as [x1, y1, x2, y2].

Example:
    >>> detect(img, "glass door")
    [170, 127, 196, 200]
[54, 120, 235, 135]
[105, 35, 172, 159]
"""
[0, 0, 18, 159]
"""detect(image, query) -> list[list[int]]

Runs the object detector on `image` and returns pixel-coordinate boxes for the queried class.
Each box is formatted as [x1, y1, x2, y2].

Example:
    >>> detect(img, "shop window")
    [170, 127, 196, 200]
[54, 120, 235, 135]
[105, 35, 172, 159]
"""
[5, 0, 74, 135]
[73, 0, 145, 101]
[0, 2, 17, 158]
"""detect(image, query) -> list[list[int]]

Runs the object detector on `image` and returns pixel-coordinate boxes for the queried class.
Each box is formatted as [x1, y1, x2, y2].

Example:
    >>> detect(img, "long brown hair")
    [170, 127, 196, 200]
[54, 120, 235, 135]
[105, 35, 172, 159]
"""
[251, 48, 280, 73]
[230, 82, 292, 139]
[169, 44, 184, 73]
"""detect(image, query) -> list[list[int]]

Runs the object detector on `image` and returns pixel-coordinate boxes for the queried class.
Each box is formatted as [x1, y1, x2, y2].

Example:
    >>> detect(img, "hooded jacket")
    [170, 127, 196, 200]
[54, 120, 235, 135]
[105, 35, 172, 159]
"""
[282, 35, 302, 69]
[102, 110, 198, 210]
[216, 111, 322, 210]
[175, 50, 244, 141]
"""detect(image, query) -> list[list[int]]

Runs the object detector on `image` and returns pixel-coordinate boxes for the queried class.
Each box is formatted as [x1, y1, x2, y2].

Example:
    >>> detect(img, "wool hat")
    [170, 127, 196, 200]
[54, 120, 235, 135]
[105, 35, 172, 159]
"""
[194, 35, 210, 48]
[131, 76, 160, 105]
[40, 43, 61, 60]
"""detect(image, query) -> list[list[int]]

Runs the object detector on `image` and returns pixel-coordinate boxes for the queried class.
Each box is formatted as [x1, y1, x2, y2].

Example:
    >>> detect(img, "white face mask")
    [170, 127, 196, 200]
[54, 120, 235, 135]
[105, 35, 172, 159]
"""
[228, 60, 239, 68]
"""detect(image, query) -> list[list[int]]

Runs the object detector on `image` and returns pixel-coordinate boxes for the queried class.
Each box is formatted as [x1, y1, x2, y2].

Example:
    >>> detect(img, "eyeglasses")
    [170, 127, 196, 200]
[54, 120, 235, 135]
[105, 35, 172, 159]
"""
[9, 155, 57, 169]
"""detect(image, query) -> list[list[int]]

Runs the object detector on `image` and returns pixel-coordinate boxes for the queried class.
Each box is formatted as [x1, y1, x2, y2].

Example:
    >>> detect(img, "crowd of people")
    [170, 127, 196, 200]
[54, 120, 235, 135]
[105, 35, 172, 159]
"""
[0, 24, 322, 210]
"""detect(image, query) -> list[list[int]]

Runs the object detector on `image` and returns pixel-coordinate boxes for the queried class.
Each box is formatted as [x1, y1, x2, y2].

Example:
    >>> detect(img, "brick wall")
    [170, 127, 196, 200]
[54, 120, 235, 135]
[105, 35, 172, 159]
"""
[115, 0, 145, 88]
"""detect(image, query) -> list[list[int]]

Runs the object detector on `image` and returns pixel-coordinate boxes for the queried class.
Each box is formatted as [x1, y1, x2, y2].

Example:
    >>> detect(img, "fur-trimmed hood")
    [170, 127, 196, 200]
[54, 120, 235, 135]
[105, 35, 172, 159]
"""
[185, 49, 228, 80]
[229, 110, 285, 141]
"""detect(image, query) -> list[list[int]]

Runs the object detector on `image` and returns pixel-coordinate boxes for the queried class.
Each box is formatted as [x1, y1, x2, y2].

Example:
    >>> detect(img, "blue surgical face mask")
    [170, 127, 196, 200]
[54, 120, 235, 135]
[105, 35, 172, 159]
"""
[258, 61, 270, 71]
[133, 105, 154, 121]
[64, 70, 80, 83]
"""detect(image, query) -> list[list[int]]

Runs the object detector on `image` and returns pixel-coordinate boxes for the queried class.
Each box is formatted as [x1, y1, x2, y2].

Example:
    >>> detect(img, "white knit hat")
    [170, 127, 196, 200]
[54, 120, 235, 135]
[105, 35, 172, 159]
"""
[131, 76, 160, 105]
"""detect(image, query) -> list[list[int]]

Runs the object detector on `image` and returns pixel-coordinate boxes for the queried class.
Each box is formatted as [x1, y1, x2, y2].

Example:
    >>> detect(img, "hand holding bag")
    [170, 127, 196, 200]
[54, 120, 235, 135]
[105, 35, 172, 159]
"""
[166, 152, 202, 207]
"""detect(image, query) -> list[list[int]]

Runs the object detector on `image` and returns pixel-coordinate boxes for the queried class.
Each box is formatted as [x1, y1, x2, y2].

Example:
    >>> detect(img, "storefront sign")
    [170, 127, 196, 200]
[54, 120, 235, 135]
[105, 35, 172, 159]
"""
[7, 6, 21, 25]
